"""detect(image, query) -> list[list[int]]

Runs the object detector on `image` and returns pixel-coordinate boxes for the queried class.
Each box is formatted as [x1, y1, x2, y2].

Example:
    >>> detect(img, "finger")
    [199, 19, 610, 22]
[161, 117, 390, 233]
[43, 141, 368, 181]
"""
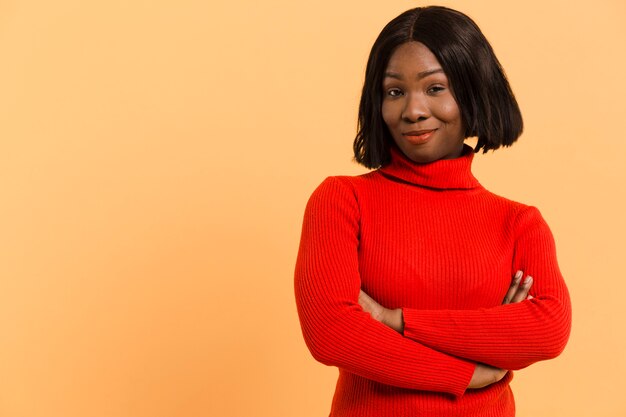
[359, 289, 375, 303]
[510, 276, 533, 303]
[358, 290, 371, 307]
[358, 291, 385, 321]
[502, 270, 523, 304]
[358, 290, 378, 312]
[526, 294, 534, 300]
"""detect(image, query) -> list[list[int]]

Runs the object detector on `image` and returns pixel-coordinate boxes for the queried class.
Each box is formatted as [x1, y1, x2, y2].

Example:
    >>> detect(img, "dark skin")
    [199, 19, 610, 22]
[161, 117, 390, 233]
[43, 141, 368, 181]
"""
[362, 41, 536, 390]
[381, 41, 466, 164]
[358, 270, 534, 389]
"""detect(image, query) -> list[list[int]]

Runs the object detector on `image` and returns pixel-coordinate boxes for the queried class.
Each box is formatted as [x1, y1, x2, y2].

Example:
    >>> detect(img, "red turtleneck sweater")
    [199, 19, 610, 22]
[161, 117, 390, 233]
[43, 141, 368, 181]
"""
[294, 144, 572, 417]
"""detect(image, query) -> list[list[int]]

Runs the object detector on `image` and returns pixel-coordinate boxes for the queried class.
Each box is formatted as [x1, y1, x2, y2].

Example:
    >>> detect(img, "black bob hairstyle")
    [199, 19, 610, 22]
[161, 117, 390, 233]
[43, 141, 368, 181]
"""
[353, 6, 523, 168]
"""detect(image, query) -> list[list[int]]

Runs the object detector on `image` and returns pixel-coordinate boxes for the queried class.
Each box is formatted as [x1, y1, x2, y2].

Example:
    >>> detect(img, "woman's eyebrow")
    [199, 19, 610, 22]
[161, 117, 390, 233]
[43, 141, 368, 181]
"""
[384, 68, 444, 80]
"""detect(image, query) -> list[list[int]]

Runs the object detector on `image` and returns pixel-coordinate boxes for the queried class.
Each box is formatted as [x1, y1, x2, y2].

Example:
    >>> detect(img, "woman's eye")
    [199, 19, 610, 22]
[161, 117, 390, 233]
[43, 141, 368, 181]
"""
[427, 85, 445, 94]
[386, 88, 403, 97]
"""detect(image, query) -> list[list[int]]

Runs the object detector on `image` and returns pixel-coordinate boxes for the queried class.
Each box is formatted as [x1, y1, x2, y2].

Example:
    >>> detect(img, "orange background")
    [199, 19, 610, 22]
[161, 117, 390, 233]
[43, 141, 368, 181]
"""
[1, 1, 624, 416]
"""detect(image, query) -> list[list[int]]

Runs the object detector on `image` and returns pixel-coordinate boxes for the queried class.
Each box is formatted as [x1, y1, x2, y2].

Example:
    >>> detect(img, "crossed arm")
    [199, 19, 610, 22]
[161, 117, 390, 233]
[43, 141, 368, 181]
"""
[359, 270, 534, 389]
[295, 177, 477, 396]
[295, 177, 572, 395]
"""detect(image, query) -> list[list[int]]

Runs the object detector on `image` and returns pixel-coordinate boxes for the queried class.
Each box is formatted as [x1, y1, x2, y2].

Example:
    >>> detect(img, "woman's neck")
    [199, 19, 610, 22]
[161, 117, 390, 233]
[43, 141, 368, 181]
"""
[378, 143, 481, 190]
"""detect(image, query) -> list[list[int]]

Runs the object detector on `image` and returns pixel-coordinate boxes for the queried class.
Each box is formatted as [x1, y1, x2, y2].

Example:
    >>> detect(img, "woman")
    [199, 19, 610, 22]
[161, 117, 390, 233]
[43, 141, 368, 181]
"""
[294, 6, 571, 417]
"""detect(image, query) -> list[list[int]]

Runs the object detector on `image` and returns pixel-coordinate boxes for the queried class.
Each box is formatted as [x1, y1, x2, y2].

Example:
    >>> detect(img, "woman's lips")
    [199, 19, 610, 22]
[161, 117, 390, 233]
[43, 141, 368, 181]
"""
[402, 129, 437, 145]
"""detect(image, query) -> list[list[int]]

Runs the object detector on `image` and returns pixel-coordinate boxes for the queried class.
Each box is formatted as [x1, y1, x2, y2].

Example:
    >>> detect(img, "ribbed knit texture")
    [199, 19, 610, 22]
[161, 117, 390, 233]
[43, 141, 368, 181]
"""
[294, 143, 572, 417]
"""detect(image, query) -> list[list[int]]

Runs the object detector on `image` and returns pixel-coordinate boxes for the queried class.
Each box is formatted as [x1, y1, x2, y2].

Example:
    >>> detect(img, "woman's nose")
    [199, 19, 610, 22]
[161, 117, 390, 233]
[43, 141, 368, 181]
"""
[401, 94, 430, 122]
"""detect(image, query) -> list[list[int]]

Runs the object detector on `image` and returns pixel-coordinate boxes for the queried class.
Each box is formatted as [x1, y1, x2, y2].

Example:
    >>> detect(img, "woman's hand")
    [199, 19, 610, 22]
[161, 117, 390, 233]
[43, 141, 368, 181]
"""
[502, 270, 533, 304]
[467, 363, 509, 389]
[468, 270, 534, 389]
[358, 290, 404, 333]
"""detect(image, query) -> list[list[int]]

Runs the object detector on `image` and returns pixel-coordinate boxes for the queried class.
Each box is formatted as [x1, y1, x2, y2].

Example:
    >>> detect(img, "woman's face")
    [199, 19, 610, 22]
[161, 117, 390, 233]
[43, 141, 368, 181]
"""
[381, 41, 465, 164]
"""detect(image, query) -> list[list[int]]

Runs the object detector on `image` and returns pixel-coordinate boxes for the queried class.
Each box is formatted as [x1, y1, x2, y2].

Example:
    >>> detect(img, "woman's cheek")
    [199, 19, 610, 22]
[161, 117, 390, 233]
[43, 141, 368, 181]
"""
[381, 102, 398, 129]
[437, 97, 461, 122]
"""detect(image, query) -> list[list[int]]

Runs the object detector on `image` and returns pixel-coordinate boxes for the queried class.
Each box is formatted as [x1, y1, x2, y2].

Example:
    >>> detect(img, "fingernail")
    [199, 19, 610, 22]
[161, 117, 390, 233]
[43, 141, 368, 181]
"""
[515, 271, 523, 281]
[524, 276, 533, 285]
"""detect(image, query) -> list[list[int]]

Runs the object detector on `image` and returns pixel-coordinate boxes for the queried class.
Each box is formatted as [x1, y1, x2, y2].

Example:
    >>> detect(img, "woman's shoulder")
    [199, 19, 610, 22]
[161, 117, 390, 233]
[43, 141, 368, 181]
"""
[480, 189, 551, 233]
[308, 171, 380, 195]
[302, 172, 381, 214]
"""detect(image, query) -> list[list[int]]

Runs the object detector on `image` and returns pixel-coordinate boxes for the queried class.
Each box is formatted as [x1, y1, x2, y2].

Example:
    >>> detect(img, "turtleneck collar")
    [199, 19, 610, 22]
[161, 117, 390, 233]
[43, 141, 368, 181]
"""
[378, 143, 481, 190]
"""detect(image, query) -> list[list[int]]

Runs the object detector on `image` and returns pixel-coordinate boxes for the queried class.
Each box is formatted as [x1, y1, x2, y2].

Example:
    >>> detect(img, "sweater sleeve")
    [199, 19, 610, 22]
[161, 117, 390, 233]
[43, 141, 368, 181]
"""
[400, 206, 572, 370]
[294, 176, 476, 396]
